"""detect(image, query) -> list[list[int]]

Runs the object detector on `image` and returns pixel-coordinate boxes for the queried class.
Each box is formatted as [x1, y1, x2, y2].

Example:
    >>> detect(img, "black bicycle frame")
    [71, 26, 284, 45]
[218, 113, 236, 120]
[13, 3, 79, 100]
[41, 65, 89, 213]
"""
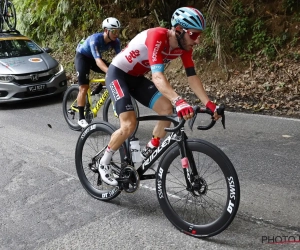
[123, 115, 192, 182]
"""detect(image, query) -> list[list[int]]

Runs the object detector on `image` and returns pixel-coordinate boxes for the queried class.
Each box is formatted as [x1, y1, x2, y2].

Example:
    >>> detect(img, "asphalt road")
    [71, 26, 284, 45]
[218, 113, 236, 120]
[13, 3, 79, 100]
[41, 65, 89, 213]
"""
[0, 96, 299, 250]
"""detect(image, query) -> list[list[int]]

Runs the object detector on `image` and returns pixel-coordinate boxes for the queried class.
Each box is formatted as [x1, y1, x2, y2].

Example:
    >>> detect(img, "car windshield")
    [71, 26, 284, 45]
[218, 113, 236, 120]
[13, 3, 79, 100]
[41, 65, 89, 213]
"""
[0, 39, 43, 58]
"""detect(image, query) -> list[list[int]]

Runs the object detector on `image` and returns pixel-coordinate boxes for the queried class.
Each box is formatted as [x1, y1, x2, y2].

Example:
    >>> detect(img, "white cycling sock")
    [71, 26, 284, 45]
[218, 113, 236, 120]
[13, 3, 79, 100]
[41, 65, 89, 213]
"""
[100, 146, 116, 165]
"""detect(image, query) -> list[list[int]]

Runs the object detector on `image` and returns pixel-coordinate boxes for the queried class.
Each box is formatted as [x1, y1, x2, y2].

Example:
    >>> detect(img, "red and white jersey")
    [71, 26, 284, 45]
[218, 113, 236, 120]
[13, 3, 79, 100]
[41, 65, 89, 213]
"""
[111, 27, 195, 76]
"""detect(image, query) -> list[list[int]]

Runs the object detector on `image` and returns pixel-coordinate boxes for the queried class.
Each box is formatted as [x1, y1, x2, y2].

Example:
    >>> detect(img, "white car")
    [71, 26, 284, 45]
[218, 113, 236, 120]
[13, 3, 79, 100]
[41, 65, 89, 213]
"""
[0, 30, 67, 103]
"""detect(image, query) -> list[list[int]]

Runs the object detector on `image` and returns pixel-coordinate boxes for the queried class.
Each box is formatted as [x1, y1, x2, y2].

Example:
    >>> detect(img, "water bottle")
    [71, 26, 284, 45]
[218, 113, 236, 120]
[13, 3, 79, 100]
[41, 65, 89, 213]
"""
[141, 137, 160, 159]
[130, 138, 142, 163]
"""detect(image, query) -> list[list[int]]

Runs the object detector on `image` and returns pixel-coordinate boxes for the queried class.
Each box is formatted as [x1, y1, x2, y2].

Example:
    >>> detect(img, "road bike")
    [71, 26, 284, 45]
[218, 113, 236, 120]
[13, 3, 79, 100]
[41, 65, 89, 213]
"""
[62, 78, 139, 131]
[75, 105, 240, 238]
[0, 0, 16, 31]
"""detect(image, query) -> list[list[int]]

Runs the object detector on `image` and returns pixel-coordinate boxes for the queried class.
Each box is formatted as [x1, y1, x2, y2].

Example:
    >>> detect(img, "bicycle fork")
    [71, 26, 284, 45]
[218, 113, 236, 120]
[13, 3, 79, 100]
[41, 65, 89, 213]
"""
[177, 129, 200, 193]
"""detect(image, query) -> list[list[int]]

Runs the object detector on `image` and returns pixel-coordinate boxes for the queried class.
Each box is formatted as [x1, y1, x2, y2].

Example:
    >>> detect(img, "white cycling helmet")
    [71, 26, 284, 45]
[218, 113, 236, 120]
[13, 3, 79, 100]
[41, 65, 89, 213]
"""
[102, 17, 121, 29]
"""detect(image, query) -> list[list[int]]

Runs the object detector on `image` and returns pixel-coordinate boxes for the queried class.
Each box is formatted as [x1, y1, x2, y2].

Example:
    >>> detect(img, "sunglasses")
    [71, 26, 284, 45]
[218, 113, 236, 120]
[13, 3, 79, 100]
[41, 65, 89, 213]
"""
[183, 29, 201, 40]
[108, 29, 120, 36]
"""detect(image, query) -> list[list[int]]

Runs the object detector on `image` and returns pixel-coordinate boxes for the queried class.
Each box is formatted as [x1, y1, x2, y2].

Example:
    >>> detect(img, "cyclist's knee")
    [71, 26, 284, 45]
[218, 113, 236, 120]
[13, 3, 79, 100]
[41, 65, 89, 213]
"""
[156, 102, 173, 115]
[120, 122, 136, 136]
[152, 96, 173, 115]
[79, 85, 89, 92]
[119, 111, 137, 136]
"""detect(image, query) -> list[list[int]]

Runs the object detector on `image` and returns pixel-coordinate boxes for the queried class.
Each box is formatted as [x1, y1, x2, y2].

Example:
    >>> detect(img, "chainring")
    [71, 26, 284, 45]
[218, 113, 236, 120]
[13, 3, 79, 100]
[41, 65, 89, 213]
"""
[119, 166, 140, 193]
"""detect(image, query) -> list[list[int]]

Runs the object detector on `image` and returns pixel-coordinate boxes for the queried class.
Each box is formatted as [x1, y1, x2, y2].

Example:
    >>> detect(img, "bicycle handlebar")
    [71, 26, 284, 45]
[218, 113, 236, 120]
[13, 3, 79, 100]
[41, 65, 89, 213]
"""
[165, 104, 226, 133]
[164, 118, 186, 132]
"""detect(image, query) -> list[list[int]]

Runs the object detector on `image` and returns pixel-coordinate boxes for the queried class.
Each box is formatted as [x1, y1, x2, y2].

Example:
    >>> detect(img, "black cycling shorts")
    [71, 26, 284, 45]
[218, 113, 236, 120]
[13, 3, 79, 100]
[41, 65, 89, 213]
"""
[105, 65, 162, 115]
[75, 52, 109, 85]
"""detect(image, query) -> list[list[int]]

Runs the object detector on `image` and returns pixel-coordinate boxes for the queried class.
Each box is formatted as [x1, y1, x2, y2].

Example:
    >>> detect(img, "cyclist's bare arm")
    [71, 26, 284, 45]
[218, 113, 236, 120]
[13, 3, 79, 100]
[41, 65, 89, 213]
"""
[188, 75, 221, 120]
[152, 71, 178, 102]
[95, 58, 108, 73]
[187, 75, 210, 105]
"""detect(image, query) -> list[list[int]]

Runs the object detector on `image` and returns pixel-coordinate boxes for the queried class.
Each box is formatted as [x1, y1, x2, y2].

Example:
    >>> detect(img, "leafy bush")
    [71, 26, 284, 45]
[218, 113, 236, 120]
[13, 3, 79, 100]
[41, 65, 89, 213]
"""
[14, 0, 104, 49]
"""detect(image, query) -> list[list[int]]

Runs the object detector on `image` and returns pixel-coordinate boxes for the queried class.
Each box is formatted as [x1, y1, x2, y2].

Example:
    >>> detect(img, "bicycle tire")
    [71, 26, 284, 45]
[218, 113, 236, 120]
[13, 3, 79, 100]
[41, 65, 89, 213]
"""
[4, 1, 16, 30]
[156, 139, 240, 238]
[75, 122, 125, 201]
[62, 84, 82, 131]
[102, 96, 140, 135]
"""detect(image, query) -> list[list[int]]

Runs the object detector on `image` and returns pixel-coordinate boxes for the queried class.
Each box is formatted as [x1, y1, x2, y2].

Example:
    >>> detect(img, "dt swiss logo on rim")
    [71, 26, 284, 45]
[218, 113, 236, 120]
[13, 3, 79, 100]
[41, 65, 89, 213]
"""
[109, 79, 124, 101]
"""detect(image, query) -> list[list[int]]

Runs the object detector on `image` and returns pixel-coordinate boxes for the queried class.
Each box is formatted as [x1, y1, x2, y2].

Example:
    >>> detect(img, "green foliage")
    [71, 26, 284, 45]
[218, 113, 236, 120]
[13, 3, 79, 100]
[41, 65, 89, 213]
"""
[288, 52, 300, 61]
[283, 0, 300, 13]
[14, 0, 104, 50]
[193, 28, 216, 61]
[231, 0, 245, 16]
[231, 17, 250, 54]
[226, 0, 297, 61]
[290, 35, 299, 47]
[159, 20, 169, 28]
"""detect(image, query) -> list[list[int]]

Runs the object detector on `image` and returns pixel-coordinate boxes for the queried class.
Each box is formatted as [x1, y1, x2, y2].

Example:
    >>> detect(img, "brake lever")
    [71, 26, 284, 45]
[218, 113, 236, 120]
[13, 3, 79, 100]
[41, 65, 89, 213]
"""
[217, 104, 226, 129]
[188, 114, 197, 131]
[188, 106, 199, 131]
[221, 114, 225, 129]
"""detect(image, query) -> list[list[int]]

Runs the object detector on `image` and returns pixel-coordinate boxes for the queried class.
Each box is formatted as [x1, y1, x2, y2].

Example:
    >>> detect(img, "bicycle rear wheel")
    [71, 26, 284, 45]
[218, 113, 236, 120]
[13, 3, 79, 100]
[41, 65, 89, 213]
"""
[75, 122, 125, 201]
[156, 139, 240, 238]
[3, 1, 16, 30]
[62, 84, 81, 131]
[102, 96, 139, 135]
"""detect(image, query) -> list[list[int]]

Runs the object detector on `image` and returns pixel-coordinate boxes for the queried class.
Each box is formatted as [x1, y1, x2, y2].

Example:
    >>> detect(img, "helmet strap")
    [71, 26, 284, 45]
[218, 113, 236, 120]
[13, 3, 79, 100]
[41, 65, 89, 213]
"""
[106, 29, 113, 42]
[175, 29, 186, 50]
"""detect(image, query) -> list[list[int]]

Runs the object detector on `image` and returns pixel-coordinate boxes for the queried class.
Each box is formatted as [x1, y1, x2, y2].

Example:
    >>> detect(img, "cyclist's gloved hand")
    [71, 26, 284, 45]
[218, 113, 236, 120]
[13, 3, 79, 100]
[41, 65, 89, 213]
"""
[175, 98, 194, 119]
[206, 100, 217, 113]
[206, 100, 221, 121]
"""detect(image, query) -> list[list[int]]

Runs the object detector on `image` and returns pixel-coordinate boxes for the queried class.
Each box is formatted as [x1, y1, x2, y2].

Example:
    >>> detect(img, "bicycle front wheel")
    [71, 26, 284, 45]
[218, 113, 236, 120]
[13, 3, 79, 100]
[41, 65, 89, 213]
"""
[156, 140, 240, 238]
[102, 96, 139, 135]
[62, 84, 82, 131]
[4, 1, 16, 30]
[75, 122, 125, 201]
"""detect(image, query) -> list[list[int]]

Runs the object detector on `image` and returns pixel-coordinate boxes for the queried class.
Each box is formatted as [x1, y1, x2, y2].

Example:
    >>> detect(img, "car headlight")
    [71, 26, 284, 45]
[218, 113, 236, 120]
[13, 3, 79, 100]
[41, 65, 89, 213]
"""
[49, 64, 64, 75]
[0, 75, 15, 82]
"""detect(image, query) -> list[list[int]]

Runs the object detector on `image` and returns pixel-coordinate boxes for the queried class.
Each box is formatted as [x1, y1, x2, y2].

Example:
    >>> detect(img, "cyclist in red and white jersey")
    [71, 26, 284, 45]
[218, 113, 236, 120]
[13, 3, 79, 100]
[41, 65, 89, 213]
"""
[99, 7, 221, 186]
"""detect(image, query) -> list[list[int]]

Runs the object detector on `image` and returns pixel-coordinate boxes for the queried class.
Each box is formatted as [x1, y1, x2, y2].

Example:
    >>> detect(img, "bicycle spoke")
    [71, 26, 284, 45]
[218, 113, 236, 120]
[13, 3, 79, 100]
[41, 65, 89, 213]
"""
[63, 86, 81, 130]
[75, 122, 125, 202]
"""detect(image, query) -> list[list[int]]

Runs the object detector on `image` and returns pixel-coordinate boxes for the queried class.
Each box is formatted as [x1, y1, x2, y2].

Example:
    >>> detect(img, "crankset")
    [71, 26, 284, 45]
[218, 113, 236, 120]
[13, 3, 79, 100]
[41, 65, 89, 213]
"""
[85, 109, 94, 123]
[117, 166, 140, 193]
